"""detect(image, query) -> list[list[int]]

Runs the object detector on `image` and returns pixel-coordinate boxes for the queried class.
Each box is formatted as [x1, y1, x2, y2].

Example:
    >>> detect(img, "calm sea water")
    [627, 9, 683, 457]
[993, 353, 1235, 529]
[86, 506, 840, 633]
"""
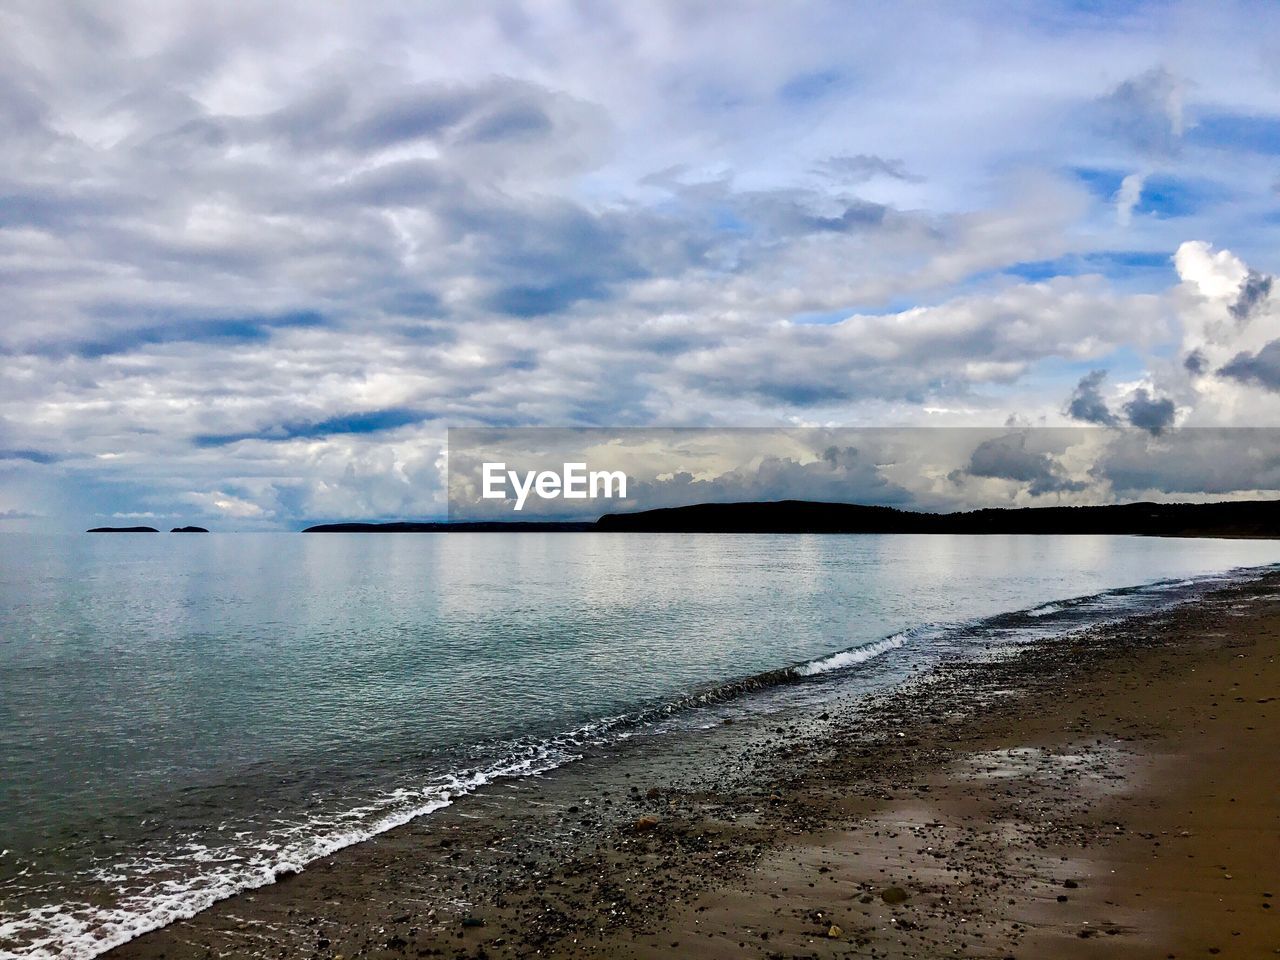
[3, 532, 1280, 957]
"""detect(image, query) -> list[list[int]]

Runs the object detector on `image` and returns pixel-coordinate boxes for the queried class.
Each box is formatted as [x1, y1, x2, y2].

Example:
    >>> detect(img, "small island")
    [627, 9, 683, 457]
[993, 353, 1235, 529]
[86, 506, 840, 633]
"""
[86, 526, 159, 533]
[170, 526, 209, 533]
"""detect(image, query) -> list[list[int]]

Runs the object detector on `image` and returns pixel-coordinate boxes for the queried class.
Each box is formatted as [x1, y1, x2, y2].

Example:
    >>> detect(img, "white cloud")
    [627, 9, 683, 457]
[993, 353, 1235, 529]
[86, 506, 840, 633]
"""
[1175, 240, 1249, 301]
[183, 491, 270, 519]
[1115, 172, 1145, 226]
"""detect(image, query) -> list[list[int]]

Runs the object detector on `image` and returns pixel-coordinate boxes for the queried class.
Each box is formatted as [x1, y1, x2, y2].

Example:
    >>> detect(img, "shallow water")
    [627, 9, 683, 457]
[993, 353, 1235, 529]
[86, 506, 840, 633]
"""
[3, 532, 1280, 957]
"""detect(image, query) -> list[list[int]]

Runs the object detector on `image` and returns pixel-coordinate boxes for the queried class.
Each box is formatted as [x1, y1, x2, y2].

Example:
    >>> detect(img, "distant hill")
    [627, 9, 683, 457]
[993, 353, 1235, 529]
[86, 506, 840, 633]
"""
[596, 499, 1280, 537]
[170, 526, 209, 533]
[87, 526, 159, 533]
[302, 498, 1280, 538]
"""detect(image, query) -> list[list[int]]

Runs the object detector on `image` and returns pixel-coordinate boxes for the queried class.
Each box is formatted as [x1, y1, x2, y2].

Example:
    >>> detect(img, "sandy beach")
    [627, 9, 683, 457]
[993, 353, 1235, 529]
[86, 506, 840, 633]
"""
[106, 573, 1280, 960]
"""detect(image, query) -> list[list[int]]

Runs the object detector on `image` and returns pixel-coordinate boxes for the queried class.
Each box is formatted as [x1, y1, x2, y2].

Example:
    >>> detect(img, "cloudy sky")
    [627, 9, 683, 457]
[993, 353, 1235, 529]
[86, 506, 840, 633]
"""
[2, 1, 1280, 529]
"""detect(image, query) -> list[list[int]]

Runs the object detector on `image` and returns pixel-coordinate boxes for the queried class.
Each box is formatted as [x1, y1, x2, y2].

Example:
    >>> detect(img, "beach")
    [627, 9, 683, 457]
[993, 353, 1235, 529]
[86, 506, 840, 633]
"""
[101, 572, 1280, 959]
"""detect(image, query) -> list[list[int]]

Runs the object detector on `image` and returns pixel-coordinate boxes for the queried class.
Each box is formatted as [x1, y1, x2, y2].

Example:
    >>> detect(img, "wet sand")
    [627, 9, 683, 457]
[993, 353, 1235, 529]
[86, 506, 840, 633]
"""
[109, 575, 1280, 959]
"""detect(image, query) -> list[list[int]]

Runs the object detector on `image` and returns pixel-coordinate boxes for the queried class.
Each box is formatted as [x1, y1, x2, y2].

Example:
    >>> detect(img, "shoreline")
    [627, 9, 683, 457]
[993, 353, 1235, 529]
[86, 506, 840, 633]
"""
[98, 573, 1280, 959]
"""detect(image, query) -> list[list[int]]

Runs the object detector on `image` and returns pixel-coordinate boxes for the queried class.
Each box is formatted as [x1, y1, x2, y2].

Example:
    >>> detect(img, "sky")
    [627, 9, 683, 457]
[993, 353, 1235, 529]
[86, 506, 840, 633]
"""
[2, 0, 1280, 529]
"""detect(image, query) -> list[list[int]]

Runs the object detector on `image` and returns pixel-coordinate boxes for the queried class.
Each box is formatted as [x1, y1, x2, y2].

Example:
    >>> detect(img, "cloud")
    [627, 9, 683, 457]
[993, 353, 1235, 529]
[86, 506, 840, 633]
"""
[182, 490, 270, 519]
[1174, 240, 1249, 301]
[1114, 172, 1144, 226]
[194, 407, 432, 447]
[0, 508, 41, 519]
[0, 448, 62, 464]
[954, 433, 1086, 496]
[1093, 430, 1280, 496]
[1097, 66, 1186, 158]
[1064, 371, 1175, 435]
[1160, 241, 1280, 423]
[1121, 388, 1176, 435]
[450, 426, 1280, 521]
[1230, 270, 1274, 322]
[1219, 339, 1280, 391]
[671, 276, 1166, 409]
[41, 311, 327, 359]
[2, 4, 1280, 525]
[557, 443, 919, 519]
[814, 154, 922, 184]
[1065, 370, 1119, 427]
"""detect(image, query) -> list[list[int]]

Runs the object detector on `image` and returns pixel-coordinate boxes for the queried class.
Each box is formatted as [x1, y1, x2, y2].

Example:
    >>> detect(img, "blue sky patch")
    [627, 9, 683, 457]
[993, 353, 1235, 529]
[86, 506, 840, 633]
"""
[1137, 174, 1222, 218]
[57, 311, 326, 359]
[194, 408, 431, 447]
[778, 69, 845, 103]
[1189, 111, 1280, 155]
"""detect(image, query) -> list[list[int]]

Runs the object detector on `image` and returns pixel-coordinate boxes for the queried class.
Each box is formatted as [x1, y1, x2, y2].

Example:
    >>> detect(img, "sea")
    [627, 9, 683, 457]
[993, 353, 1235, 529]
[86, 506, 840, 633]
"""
[3, 531, 1280, 958]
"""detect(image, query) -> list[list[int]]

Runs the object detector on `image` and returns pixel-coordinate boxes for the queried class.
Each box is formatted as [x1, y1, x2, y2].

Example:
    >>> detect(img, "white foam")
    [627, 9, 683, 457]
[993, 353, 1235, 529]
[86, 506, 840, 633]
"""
[0, 748, 574, 960]
[1025, 602, 1063, 617]
[793, 632, 909, 677]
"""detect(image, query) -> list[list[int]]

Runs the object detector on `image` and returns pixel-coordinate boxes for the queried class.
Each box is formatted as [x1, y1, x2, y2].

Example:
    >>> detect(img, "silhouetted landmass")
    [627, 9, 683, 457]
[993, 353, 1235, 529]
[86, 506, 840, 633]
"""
[170, 526, 209, 533]
[303, 521, 595, 532]
[87, 526, 159, 533]
[304, 498, 1280, 537]
[596, 499, 1280, 537]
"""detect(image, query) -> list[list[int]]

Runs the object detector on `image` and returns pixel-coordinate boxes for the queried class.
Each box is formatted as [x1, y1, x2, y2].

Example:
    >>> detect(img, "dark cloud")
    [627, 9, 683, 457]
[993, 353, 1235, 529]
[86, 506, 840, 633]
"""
[0, 184, 138, 229]
[0, 448, 61, 464]
[1219, 338, 1280, 391]
[1122, 388, 1176, 435]
[1065, 369, 1118, 426]
[1096, 66, 1184, 158]
[459, 101, 555, 144]
[1094, 429, 1280, 495]
[253, 77, 584, 159]
[815, 155, 922, 183]
[1229, 269, 1274, 322]
[346, 86, 482, 150]
[1184, 349, 1207, 374]
[335, 159, 448, 207]
[955, 433, 1086, 496]
[724, 187, 890, 239]
[484, 280, 610, 318]
[799, 200, 888, 232]
[36, 312, 327, 359]
[1065, 371, 1174, 435]
[464, 200, 655, 317]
